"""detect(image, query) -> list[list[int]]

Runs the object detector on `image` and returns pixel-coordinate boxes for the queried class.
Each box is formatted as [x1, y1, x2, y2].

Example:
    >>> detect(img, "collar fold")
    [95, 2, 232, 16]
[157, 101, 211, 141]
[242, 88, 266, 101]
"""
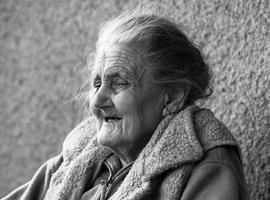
[58, 105, 238, 200]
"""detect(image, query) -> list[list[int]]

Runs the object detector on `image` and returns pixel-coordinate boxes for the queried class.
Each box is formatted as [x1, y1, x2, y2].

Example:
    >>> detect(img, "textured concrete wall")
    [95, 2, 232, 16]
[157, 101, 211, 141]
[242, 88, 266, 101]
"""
[0, 0, 269, 199]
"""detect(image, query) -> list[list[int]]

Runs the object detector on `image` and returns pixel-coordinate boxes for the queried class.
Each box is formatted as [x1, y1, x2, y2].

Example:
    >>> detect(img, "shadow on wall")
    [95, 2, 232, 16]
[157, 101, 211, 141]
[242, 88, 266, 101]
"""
[0, 0, 269, 199]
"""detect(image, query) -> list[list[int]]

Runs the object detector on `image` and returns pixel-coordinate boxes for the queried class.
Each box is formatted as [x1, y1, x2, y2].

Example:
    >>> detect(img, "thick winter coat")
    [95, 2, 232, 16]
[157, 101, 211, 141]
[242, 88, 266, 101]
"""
[2, 105, 249, 200]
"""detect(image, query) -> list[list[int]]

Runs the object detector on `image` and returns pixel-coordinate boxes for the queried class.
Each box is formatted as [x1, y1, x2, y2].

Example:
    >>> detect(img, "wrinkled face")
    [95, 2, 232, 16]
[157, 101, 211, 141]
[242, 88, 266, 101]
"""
[90, 44, 164, 157]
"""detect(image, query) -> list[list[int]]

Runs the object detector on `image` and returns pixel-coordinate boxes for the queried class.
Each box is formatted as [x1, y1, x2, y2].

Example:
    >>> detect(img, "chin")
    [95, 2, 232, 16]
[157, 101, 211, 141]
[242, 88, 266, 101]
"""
[96, 129, 119, 148]
[97, 131, 110, 146]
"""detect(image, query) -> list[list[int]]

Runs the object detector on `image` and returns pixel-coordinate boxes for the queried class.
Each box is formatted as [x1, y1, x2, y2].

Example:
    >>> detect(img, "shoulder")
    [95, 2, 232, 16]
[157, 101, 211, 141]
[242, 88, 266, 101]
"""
[193, 146, 246, 189]
[1, 154, 63, 200]
[181, 145, 249, 200]
[196, 146, 241, 170]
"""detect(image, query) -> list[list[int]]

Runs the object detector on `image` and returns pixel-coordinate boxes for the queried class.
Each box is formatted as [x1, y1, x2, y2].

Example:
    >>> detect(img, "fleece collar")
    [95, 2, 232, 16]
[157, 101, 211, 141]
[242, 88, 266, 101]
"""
[109, 105, 238, 200]
[58, 105, 237, 200]
[62, 105, 204, 168]
[135, 104, 237, 178]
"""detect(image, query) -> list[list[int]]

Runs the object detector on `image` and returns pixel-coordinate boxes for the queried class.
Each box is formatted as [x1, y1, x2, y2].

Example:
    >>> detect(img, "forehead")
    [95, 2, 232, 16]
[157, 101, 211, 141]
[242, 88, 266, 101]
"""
[93, 45, 143, 78]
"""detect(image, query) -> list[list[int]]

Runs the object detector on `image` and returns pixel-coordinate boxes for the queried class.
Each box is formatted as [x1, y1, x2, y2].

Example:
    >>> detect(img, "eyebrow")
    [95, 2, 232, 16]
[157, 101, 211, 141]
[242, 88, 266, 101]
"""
[105, 65, 134, 79]
[92, 67, 132, 82]
[103, 71, 121, 80]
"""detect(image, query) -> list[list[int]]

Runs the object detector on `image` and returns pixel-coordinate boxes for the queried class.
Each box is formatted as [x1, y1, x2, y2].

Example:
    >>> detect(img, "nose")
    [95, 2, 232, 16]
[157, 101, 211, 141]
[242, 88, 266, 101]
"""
[91, 85, 113, 111]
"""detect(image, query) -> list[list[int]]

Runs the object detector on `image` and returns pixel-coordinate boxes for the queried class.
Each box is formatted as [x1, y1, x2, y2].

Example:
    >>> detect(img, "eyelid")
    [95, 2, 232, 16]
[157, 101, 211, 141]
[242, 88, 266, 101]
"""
[113, 77, 129, 85]
[92, 73, 131, 91]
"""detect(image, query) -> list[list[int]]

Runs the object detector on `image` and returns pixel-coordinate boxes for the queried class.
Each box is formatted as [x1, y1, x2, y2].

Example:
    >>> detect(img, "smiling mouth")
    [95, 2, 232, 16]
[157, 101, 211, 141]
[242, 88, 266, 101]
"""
[104, 117, 122, 123]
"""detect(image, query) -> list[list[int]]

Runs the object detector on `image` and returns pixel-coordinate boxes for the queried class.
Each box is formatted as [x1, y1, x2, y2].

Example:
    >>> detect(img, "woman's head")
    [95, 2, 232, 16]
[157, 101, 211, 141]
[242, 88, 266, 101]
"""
[90, 43, 164, 162]
[95, 12, 212, 104]
[89, 10, 212, 162]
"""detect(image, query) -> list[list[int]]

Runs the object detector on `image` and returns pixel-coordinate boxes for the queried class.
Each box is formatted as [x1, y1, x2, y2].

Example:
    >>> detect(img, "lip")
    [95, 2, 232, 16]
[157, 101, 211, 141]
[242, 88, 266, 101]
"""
[104, 116, 122, 123]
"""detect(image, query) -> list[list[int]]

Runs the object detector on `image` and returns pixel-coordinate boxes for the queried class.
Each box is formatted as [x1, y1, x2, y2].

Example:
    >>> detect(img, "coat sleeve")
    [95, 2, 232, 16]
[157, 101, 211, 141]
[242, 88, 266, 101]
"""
[180, 161, 248, 200]
[1, 154, 63, 200]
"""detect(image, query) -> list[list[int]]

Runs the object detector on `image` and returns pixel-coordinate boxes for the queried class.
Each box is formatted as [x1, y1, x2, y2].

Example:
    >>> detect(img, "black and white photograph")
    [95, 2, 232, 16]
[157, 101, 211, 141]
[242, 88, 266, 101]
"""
[0, 0, 269, 199]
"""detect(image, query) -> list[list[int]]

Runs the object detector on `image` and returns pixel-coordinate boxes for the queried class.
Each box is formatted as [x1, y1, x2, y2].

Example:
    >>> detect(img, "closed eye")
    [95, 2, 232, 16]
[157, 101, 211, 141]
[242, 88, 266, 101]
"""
[113, 77, 129, 86]
[93, 81, 101, 89]
[92, 74, 102, 89]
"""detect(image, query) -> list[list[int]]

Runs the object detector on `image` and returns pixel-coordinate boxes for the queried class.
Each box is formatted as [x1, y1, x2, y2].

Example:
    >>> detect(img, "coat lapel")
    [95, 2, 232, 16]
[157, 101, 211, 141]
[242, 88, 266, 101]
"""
[46, 104, 238, 200]
[110, 105, 205, 200]
[109, 105, 238, 200]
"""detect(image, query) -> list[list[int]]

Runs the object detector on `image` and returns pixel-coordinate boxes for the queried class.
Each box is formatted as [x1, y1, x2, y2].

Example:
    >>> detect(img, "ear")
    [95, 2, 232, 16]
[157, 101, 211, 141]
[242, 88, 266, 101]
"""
[162, 86, 191, 117]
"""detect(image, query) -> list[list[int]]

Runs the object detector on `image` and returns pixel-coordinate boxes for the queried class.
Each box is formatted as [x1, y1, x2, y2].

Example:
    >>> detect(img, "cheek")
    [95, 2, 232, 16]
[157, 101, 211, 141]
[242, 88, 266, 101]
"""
[113, 91, 143, 131]
[113, 90, 140, 114]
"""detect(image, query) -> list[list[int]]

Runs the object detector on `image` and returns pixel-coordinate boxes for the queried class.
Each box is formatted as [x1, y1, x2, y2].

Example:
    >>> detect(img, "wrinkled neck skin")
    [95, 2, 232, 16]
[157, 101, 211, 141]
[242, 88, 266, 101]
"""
[112, 129, 155, 165]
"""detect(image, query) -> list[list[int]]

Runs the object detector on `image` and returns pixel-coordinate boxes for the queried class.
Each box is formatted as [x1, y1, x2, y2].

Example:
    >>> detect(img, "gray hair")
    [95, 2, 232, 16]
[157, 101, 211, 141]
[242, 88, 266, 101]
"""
[95, 10, 213, 104]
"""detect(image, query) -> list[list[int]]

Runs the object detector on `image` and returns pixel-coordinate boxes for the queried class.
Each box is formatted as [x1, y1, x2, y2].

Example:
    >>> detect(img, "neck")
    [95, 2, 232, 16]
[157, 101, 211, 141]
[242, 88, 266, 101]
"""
[110, 140, 147, 165]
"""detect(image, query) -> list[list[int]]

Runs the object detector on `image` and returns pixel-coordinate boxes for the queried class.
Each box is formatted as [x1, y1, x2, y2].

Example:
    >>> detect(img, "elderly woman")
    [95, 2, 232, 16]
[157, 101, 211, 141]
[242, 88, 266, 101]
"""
[3, 11, 249, 200]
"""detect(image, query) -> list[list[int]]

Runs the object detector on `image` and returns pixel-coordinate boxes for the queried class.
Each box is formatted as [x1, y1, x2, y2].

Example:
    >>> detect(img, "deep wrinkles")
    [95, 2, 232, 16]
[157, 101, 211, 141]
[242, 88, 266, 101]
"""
[94, 47, 147, 89]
